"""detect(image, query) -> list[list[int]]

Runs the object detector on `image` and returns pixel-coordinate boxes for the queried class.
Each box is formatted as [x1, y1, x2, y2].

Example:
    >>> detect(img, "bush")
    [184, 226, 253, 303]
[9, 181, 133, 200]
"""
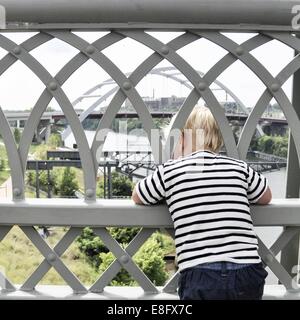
[96, 171, 133, 198]
[98, 236, 168, 286]
[111, 171, 133, 197]
[26, 167, 79, 197]
[257, 135, 273, 154]
[256, 135, 288, 158]
[273, 136, 288, 157]
[99, 252, 135, 286]
[134, 237, 168, 286]
[26, 171, 35, 186]
[26, 170, 55, 192]
[77, 228, 169, 286]
[0, 158, 6, 170]
[76, 227, 140, 267]
[13, 128, 21, 144]
[57, 167, 79, 197]
[33, 144, 48, 160]
[109, 227, 140, 244]
[48, 133, 62, 148]
[76, 227, 108, 268]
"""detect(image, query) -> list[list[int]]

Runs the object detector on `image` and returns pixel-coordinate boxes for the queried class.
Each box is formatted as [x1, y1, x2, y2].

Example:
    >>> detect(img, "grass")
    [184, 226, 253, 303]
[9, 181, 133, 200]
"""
[0, 226, 176, 287]
[29, 143, 46, 156]
[25, 188, 37, 198]
[28, 143, 40, 154]
[0, 226, 100, 286]
[25, 186, 48, 198]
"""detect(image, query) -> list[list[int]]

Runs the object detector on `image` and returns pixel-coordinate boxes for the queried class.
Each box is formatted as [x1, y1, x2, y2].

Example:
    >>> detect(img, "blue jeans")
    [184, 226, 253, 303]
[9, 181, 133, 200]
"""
[178, 262, 268, 300]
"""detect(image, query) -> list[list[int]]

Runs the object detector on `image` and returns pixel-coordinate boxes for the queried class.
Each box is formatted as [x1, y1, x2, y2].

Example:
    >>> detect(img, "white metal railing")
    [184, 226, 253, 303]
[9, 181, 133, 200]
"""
[0, 198, 300, 297]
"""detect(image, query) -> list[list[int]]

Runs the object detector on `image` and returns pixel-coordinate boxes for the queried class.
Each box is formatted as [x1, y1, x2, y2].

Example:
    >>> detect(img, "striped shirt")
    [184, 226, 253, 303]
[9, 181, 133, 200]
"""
[135, 150, 268, 271]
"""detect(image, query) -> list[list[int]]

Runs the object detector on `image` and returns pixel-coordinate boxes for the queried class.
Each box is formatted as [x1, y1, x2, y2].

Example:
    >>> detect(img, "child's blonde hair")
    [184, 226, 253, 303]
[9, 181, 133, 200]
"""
[183, 105, 223, 153]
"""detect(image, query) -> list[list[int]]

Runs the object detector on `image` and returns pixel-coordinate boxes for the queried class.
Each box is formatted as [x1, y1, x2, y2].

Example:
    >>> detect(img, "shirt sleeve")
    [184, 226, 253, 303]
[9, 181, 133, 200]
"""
[247, 165, 268, 204]
[135, 165, 166, 205]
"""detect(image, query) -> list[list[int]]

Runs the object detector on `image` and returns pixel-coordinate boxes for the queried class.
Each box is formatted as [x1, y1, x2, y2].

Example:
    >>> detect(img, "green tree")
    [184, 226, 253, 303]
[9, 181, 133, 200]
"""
[39, 171, 51, 189]
[111, 171, 133, 196]
[57, 167, 79, 197]
[26, 171, 36, 187]
[134, 237, 168, 286]
[99, 252, 135, 286]
[0, 159, 6, 170]
[76, 227, 108, 267]
[98, 236, 168, 286]
[96, 171, 133, 198]
[250, 135, 258, 151]
[257, 135, 273, 154]
[77, 229, 169, 286]
[26, 170, 42, 197]
[13, 128, 21, 144]
[273, 135, 288, 157]
[48, 133, 62, 148]
[76, 227, 140, 267]
[256, 135, 288, 157]
[109, 227, 140, 244]
[96, 176, 105, 198]
[26, 170, 56, 193]
[33, 144, 48, 160]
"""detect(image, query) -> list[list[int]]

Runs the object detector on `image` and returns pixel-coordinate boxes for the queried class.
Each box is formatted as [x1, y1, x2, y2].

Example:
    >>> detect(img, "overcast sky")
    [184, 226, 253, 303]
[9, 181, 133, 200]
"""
[0, 31, 294, 112]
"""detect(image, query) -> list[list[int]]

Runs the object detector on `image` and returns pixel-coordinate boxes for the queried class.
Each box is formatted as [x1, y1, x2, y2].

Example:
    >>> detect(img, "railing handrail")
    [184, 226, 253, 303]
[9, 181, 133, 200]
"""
[1, 0, 298, 29]
[0, 198, 300, 227]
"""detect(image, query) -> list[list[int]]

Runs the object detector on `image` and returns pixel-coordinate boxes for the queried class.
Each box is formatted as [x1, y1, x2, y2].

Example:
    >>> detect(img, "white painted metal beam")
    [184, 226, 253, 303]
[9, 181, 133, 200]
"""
[0, 199, 300, 227]
[0, 0, 298, 27]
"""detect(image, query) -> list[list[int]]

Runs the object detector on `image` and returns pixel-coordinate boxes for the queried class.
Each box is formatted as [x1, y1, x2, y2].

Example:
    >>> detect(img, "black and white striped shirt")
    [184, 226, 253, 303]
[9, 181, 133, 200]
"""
[136, 150, 268, 271]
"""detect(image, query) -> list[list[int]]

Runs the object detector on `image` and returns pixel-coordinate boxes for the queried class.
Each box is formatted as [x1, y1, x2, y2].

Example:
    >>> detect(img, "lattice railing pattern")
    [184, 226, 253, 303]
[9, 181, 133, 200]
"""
[0, 29, 300, 295]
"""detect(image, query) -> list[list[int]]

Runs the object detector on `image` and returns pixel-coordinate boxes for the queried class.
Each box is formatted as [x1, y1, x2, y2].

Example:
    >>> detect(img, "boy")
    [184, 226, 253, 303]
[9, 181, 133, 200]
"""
[132, 106, 271, 300]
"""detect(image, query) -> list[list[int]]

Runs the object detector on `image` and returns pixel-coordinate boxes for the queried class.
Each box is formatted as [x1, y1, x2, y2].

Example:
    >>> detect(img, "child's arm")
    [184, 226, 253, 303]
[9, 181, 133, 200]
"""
[132, 187, 144, 205]
[247, 165, 272, 205]
[131, 165, 166, 205]
[256, 186, 272, 205]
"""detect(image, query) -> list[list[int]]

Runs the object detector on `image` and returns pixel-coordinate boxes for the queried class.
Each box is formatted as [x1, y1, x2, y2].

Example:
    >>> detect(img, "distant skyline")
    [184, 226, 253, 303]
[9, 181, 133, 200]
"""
[0, 31, 294, 112]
